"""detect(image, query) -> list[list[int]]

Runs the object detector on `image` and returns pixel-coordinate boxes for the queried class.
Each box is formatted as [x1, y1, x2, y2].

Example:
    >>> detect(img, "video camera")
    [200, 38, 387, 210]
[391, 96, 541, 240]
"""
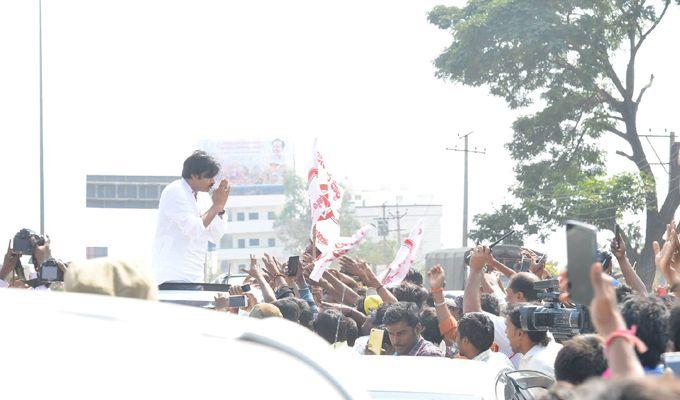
[518, 278, 592, 342]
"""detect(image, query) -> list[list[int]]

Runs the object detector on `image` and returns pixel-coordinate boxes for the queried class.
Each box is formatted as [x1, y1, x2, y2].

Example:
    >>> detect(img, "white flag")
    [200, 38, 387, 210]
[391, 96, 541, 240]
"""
[309, 224, 373, 282]
[380, 219, 425, 287]
[308, 141, 343, 253]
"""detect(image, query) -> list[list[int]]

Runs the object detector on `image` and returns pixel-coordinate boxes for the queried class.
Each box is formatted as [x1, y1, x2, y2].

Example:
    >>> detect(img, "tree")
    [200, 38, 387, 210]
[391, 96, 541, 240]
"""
[429, 0, 677, 286]
[353, 238, 399, 266]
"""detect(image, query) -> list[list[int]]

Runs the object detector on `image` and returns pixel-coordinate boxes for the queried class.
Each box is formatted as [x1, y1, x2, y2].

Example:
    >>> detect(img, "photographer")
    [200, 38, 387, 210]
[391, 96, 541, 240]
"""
[1, 232, 64, 289]
[505, 302, 562, 378]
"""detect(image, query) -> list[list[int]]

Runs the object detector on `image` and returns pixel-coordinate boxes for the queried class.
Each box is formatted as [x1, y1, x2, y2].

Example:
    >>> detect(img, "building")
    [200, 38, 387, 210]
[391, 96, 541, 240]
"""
[353, 200, 443, 266]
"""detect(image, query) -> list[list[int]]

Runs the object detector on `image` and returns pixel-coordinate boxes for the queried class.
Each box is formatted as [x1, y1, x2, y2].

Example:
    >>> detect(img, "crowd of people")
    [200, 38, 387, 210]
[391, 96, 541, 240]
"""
[3, 151, 680, 399]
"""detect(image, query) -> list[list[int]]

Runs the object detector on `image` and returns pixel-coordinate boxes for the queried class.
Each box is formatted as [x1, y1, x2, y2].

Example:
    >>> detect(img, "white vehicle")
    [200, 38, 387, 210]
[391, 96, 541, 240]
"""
[358, 356, 553, 400]
[0, 289, 370, 400]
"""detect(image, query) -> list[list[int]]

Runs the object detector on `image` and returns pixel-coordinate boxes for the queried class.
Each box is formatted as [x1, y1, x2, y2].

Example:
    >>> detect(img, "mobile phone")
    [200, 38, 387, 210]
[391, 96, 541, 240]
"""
[614, 224, 622, 249]
[520, 257, 532, 272]
[566, 220, 598, 305]
[287, 256, 300, 277]
[228, 295, 247, 308]
[662, 352, 680, 375]
[368, 328, 385, 355]
[240, 284, 251, 292]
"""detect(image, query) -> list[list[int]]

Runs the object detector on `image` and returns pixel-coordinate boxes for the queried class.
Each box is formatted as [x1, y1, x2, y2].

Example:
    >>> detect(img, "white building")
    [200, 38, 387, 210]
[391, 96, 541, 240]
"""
[352, 189, 443, 265]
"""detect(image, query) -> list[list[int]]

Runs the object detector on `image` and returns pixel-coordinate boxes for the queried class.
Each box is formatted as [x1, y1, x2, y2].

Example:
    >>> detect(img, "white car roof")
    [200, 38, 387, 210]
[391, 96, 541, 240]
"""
[0, 289, 370, 400]
[359, 356, 500, 400]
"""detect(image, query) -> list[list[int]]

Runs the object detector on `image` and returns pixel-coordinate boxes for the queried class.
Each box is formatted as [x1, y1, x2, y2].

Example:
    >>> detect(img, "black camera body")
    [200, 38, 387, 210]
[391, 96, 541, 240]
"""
[12, 229, 45, 255]
[38, 258, 64, 283]
[519, 279, 593, 342]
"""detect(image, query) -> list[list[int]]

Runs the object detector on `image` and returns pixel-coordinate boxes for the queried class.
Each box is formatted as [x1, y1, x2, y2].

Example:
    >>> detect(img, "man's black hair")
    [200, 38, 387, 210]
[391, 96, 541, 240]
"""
[615, 283, 634, 304]
[670, 305, 680, 351]
[621, 295, 669, 368]
[313, 309, 347, 344]
[383, 302, 420, 328]
[508, 272, 539, 301]
[272, 299, 300, 322]
[289, 298, 313, 328]
[181, 150, 220, 179]
[458, 312, 494, 352]
[419, 307, 443, 345]
[480, 293, 501, 316]
[345, 317, 358, 347]
[405, 268, 424, 286]
[391, 282, 429, 309]
[554, 334, 607, 385]
[373, 303, 389, 326]
[506, 303, 550, 346]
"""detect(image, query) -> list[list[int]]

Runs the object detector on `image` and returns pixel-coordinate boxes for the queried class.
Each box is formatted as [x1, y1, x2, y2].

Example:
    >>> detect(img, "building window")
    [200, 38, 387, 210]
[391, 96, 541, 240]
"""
[249, 212, 259, 220]
[237, 212, 245, 221]
[220, 234, 233, 249]
[267, 211, 276, 220]
[96, 184, 116, 199]
[139, 185, 159, 199]
[249, 238, 260, 247]
[86, 247, 108, 259]
[237, 239, 245, 248]
[117, 184, 137, 199]
[268, 238, 276, 247]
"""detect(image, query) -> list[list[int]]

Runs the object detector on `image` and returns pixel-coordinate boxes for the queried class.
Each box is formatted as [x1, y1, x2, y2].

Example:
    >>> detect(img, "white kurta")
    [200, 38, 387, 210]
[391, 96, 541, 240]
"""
[152, 179, 227, 284]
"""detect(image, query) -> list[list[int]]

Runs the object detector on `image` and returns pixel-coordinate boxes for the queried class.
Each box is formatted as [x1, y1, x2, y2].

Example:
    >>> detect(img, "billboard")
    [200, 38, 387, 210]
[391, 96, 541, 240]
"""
[198, 139, 294, 185]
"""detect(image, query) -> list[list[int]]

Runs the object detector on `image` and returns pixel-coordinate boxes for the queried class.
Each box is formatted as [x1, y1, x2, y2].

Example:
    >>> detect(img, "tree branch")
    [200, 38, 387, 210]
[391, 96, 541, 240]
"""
[635, 74, 655, 104]
[634, 0, 671, 53]
[606, 126, 628, 139]
[616, 150, 636, 163]
[601, 52, 628, 100]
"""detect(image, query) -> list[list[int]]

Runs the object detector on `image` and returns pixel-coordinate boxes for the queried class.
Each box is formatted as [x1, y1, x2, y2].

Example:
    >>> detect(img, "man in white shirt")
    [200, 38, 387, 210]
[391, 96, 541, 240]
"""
[457, 312, 515, 373]
[153, 150, 230, 284]
[505, 303, 562, 378]
[464, 246, 530, 366]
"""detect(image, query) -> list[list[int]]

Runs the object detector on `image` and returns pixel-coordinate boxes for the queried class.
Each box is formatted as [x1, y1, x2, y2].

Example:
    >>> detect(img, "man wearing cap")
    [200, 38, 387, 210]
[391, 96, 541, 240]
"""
[152, 150, 231, 284]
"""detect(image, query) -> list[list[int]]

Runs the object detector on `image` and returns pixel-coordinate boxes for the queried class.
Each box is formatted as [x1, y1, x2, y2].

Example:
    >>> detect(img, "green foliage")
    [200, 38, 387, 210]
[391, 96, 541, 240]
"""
[429, 0, 675, 259]
[353, 239, 399, 266]
[469, 204, 527, 245]
[273, 172, 310, 253]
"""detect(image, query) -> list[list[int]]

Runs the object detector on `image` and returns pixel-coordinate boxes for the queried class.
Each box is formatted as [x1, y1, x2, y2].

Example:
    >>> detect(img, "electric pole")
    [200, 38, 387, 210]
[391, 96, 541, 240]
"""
[447, 132, 486, 247]
[375, 201, 407, 243]
[388, 201, 408, 244]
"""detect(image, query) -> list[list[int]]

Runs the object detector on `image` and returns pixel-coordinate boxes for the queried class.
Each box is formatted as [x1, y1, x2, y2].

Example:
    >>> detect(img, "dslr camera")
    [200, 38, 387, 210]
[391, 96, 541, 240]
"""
[518, 279, 592, 342]
[39, 258, 64, 283]
[13, 229, 46, 255]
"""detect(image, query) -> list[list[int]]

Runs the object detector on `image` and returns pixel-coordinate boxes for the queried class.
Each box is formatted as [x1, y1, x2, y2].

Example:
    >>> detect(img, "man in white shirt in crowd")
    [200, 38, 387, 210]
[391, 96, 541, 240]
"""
[153, 150, 230, 284]
[465, 246, 540, 366]
[505, 303, 562, 378]
[457, 312, 514, 372]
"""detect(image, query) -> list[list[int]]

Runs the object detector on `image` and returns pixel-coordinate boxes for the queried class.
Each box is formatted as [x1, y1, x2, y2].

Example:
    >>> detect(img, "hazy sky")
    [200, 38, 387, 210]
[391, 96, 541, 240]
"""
[1, 1, 679, 264]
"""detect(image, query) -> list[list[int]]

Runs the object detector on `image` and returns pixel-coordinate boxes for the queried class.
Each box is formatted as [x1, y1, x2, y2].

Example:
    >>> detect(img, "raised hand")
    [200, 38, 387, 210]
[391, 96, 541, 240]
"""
[1, 240, 19, 281]
[427, 264, 446, 289]
[469, 245, 491, 272]
[211, 179, 231, 209]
